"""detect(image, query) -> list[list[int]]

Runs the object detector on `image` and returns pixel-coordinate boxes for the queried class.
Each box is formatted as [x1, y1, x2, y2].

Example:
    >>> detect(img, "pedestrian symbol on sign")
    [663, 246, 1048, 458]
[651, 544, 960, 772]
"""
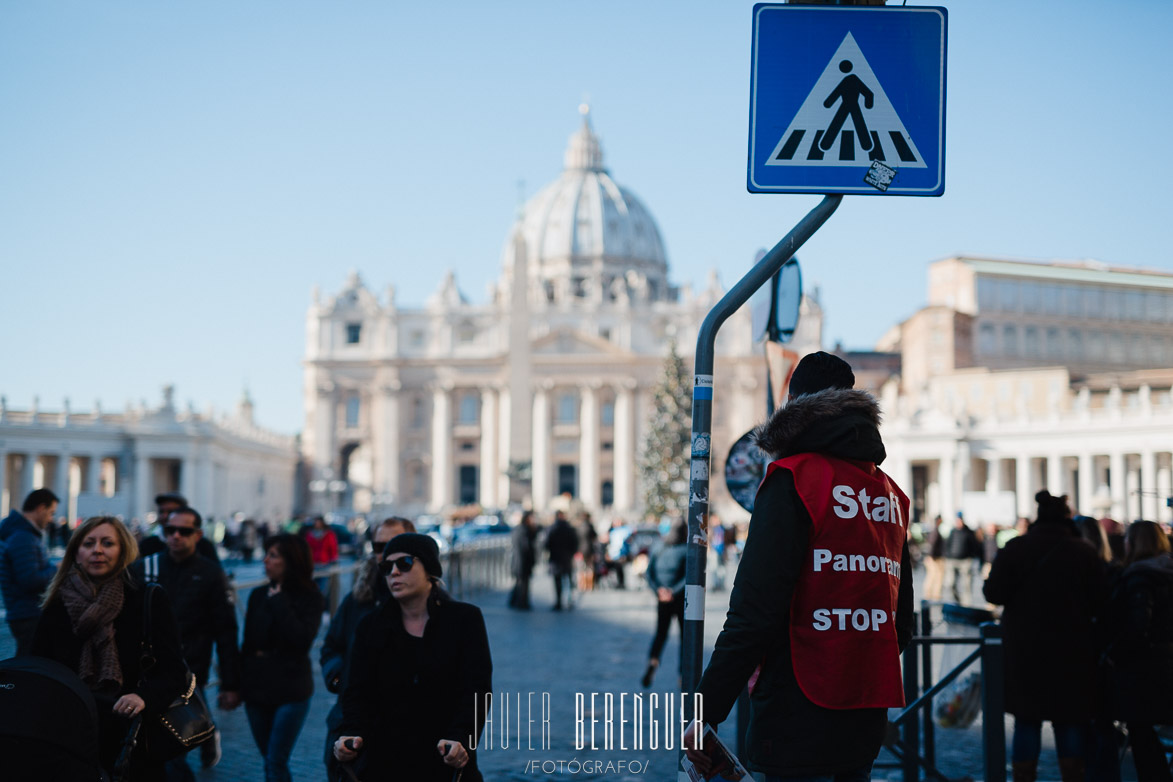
[766, 32, 926, 169]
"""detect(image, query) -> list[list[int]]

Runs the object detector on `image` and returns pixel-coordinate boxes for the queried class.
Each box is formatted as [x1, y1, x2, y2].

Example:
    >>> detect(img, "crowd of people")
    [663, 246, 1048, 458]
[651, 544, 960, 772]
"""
[3, 397, 1170, 782]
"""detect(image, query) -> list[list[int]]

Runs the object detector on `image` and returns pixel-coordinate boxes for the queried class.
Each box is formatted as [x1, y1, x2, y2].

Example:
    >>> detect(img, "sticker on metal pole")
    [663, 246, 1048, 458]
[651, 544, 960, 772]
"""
[693, 374, 713, 400]
[684, 585, 706, 620]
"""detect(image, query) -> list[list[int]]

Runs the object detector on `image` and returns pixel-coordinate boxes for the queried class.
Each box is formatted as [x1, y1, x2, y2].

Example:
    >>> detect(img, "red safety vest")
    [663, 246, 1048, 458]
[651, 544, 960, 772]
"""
[764, 452, 909, 709]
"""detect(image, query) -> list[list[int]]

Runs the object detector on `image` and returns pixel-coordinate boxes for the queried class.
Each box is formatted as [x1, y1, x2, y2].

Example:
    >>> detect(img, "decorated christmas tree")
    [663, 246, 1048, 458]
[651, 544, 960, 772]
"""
[638, 340, 692, 519]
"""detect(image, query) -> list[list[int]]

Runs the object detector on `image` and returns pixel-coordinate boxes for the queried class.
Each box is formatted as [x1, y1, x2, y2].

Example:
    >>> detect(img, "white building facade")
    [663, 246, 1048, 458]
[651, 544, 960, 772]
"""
[0, 386, 297, 525]
[879, 257, 1173, 526]
[302, 112, 822, 521]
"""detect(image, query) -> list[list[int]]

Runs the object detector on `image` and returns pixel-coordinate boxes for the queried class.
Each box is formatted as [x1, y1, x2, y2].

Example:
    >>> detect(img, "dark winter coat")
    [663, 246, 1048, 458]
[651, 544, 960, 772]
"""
[240, 583, 324, 705]
[511, 523, 537, 578]
[338, 590, 492, 782]
[646, 542, 688, 596]
[697, 388, 915, 777]
[1102, 552, 1173, 725]
[32, 575, 187, 779]
[945, 523, 980, 560]
[320, 555, 388, 736]
[544, 519, 579, 574]
[131, 552, 241, 689]
[0, 510, 56, 621]
[983, 520, 1105, 722]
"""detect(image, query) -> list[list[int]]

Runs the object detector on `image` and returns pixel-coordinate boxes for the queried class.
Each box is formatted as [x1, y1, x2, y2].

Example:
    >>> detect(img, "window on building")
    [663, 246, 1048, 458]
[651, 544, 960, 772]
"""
[411, 464, 425, 500]
[1147, 292, 1165, 323]
[411, 397, 425, 428]
[458, 395, 479, 425]
[602, 441, 613, 451]
[1088, 330, 1106, 359]
[978, 323, 997, 355]
[1109, 332, 1125, 361]
[998, 279, 1020, 312]
[459, 465, 478, 504]
[346, 323, 362, 344]
[1068, 328, 1083, 359]
[345, 397, 360, 428]
[600, 327, 612, 341]
[556, 392, 578, 424]
[1086, 289, 1105, 318]
[601, 480, 614, 507]
[1021, 282, 1041, 312]
[1042, 285, 1062, 315]
[1125, 291, 1144, 322]
[1130, 334, 1146, 362]
[1106, 290, 1124, 321]
[1046, 327, 1062, 359]
[1003, 325, 1019, 356]
[1024, 327, 1040, 358]
[457, 322, 477, 344]
[1064, 286, 1084, 317]
[977, 277, 998, 311]
[409, 329, 426, 348]
[558, 465, 577, 497]
[601, 401, 615, 426]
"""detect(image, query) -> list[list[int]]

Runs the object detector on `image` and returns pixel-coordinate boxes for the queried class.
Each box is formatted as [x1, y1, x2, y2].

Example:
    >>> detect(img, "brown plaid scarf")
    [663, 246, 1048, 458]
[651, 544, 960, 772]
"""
[59, 567, 125, 690]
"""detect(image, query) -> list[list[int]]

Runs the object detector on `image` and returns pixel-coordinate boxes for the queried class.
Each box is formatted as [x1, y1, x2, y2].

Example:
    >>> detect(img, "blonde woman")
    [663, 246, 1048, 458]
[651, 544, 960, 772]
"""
[32, 516, 186, 782]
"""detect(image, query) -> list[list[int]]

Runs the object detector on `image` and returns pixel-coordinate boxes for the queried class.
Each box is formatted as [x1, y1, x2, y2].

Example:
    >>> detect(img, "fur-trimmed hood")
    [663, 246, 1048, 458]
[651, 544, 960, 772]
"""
[753, 388, 886, 463]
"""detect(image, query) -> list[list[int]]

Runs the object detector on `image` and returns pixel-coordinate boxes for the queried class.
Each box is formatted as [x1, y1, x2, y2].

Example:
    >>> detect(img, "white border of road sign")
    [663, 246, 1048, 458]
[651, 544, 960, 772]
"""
[748, 4, 947, 196]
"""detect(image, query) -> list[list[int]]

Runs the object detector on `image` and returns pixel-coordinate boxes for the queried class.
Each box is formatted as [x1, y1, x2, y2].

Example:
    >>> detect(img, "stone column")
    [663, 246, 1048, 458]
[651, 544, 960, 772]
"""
[479, 387, 498, 508]
[613, 383, 636, 513]
[430, 385, 452, 512]
[1046, 453, 1063, 497]
[133, 451, 150, 521]
[1109, 451, 1127, 521]
[84, 454, 100, 495]
[1015, 454, 1032, 518]
[314, 384, 336, 478]
[938, 455, 956, 521]
[497, 387, 512, 505]
[1158, 454, 1172, 524]
[531, 385, 551, 511]
[1078, 453, 1095, 517]
[1141, 450, 1159, 521]
[180, 449, 196, 504]
[578, 384, 600, 508]
[0, 449, 7, 516]
[381, 382, 402, 504]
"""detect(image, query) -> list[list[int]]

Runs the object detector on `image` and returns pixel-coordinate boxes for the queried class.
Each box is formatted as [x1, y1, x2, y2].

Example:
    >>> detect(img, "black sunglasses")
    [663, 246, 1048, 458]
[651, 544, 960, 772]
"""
[378, 555, 416, 575]
[162, 525, 197, 537]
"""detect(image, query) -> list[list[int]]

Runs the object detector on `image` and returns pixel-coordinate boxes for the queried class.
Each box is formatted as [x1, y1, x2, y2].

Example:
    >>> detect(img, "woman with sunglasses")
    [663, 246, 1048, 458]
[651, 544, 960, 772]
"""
[333, 533, 493, 781]
[241, 533, 324, 782]
[31, 515, 187, 781]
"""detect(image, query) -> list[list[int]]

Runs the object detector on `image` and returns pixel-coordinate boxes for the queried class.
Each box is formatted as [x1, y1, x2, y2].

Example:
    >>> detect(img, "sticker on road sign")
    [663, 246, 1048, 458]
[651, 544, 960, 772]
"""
[864, 160, 897, 191]
[767, 32, 925, 169]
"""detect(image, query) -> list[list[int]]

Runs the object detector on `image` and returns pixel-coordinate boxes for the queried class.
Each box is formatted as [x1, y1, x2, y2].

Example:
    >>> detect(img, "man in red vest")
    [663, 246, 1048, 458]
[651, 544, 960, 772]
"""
[687, 352, 914, 782]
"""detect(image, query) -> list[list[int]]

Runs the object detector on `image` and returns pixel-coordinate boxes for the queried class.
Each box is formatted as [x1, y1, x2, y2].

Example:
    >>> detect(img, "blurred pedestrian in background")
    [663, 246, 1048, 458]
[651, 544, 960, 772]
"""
[320, 518, 408, 782]
[305, 516, 338, 597]
[944, 512, 981, 605]
[508, 510, 537, 610]
[1101, 521, 1173, 782]
[923, 514, 945, 601]
[0, 488, 59, 656]
[984, 491, 1105, 782]
[544, 510, 579, 611]
[641, 519, 687, 689]
[241, 534, 324, 782]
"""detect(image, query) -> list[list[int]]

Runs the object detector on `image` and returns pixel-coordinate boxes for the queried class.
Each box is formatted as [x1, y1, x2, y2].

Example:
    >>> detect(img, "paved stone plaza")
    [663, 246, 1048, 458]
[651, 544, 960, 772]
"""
[1, 565, 1137, 781]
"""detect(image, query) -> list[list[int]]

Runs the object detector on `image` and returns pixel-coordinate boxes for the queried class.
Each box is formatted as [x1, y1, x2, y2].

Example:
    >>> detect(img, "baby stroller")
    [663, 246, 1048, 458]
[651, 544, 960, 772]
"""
[0, 655, 108, 781]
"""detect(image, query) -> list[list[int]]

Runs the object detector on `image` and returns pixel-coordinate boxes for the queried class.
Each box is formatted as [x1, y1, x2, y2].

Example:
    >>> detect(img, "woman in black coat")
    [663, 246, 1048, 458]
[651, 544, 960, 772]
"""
[1102, 521, 1173, 782]
[334, 533, 493, 781]
[241, 533, 324, 782]
[984, 491, 1106, 782]
[33, 516, 186, 782]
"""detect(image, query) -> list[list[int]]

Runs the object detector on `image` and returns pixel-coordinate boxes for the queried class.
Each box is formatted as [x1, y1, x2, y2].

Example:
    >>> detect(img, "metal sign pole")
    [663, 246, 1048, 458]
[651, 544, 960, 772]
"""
[680, 194, 842, 760]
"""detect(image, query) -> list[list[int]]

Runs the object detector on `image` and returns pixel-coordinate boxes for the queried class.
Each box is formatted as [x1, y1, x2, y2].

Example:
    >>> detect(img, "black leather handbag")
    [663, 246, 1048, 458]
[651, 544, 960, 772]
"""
[140, 581, 216, 759]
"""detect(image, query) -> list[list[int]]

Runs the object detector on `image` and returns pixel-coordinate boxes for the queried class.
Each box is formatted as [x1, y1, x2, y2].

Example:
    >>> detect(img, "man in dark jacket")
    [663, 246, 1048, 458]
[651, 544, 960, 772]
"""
[544, 510, 579, 611]
[0, 488, 59, 655]
[508, 510, 537, 610]
[944, 512, 980, 605]
[687, 352, 914, 781]
[135, 506, 240, 777]
[642, 520, 688, 688]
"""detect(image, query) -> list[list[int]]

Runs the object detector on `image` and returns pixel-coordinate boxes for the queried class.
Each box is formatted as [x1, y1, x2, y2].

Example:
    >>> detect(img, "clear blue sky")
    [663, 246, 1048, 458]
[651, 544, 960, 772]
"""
[2, 0, 1170, 435]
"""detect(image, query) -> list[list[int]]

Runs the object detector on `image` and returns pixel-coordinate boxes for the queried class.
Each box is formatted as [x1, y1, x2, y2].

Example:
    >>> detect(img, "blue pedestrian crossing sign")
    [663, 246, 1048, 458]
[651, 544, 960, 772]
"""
[748, 4, 947, 196]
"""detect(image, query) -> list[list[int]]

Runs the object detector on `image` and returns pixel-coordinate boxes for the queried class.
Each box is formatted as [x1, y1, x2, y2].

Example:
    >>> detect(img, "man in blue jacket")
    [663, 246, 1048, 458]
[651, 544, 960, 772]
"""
[0, 488, 59, 655]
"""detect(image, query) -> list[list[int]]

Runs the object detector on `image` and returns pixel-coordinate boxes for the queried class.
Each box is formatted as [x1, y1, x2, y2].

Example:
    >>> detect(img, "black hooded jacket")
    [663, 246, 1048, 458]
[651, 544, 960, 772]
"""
[697, 388, 914, 777]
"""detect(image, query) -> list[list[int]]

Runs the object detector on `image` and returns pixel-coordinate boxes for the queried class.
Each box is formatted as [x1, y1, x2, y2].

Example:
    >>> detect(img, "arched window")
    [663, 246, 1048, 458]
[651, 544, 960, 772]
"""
[458, 394, 479, 425]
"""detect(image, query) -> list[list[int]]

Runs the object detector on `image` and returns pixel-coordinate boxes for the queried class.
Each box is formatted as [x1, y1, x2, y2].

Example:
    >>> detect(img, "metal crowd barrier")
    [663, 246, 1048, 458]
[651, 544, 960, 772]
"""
[876, 601, 1006, 782]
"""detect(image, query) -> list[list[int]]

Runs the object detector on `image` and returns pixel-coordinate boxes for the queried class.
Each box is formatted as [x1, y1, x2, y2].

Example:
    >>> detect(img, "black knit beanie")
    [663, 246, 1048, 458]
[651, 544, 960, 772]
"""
[382, 533, 442, 578]
[789, 351, 855, 397]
